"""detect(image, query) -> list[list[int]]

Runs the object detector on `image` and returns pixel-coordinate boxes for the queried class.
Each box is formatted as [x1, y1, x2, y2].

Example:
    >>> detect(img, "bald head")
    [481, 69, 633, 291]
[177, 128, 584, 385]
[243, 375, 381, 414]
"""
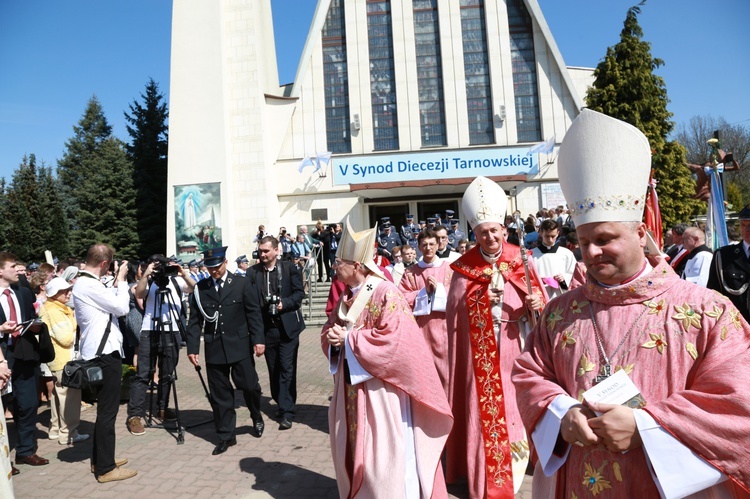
[681, 227, 705, 252]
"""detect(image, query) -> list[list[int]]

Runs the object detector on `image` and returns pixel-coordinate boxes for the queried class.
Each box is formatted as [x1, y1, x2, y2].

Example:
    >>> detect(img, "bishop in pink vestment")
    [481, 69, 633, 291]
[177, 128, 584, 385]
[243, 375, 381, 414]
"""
[445, 243, 546, 498]
[322, 276, 453, 498]
[513, 258, 750, 497]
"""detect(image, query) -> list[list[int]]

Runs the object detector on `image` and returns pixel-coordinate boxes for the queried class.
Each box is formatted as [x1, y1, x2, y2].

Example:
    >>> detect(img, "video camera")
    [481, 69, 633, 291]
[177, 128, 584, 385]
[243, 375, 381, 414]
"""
[152, 255, 181, 289]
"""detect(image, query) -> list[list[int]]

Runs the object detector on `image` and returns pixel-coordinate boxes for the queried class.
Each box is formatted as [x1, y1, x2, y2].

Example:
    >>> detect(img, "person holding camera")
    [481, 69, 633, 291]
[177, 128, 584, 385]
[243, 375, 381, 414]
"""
[278, 227, 294, 261]
[72, 244, 136, 483]
[125, 255, 195, 437]
[247, 236, 305, 430]
[187, 246, 266, 455]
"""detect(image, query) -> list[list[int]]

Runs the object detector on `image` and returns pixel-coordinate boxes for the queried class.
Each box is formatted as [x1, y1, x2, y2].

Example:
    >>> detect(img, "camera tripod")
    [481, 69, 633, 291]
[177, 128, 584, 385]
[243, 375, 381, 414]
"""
[145, 282, 211, 443]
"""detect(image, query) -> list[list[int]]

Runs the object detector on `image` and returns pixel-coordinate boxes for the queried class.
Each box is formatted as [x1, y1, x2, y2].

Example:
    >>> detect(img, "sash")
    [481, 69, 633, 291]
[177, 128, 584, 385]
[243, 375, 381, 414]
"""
[451, 245, 537, 498]
[337, 275, 385, 327]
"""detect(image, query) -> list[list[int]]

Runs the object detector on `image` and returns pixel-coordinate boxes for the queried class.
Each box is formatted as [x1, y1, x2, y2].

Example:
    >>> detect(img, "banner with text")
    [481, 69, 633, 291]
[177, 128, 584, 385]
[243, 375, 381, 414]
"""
[332, 147, 538, 186]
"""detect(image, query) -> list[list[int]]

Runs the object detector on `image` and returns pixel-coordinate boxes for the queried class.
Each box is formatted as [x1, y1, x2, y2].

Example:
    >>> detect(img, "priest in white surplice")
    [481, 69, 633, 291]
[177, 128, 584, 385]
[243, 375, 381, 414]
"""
[531, 219, 577, 299]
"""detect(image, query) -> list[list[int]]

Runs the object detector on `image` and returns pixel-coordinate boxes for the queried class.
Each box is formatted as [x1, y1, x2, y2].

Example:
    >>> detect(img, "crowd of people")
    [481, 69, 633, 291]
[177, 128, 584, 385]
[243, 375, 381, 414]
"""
[1, 109, 749, 497]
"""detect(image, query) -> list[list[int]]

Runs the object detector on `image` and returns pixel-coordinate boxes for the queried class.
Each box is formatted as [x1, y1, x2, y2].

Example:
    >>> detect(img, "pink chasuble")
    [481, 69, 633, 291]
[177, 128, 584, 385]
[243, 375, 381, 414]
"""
[398, 261, 454, 397]
[321, 279, 453, 499]
[445, 244, 546, 499]
[513, 259, 750, 497]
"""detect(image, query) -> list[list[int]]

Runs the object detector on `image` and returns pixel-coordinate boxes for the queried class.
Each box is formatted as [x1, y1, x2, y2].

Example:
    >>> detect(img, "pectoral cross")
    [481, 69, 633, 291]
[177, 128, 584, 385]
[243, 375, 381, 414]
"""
[595, 364, 612, 384]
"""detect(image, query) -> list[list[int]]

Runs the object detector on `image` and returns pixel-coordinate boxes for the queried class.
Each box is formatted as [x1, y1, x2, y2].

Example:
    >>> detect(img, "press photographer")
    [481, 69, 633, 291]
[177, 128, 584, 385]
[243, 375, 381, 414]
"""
[72, 244, 135, 483]
[126, 255, 195, 437]
[248, 236, 305, 430]
[278, 227, 294, 261]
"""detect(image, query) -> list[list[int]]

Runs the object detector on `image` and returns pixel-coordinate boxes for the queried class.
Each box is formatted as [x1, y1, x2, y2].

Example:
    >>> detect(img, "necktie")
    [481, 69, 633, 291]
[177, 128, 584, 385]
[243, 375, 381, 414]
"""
[3, 289, 17, 324]
[216, 278, 223, 297]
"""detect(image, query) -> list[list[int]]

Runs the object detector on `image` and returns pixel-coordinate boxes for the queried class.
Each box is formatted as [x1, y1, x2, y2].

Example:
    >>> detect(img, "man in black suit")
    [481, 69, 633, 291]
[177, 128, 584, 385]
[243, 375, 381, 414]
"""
[248, 236, 306, 430]
[187, 246, 266, 455]
[0, 251, 49, 469]
[707, 206, 750, 321]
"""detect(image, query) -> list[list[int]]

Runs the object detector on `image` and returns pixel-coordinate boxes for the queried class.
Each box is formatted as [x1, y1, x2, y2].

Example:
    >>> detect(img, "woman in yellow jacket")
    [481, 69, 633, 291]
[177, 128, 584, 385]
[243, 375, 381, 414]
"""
[38, 277, 89, 446]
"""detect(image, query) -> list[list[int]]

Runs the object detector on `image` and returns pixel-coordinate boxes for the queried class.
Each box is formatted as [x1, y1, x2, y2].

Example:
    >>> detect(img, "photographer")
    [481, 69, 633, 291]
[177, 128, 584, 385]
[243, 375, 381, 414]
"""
[248, 236, 305, 430]
[72, 244, 135, 483]
[126, 255, 195, 437]
[278, 227, 294, 261]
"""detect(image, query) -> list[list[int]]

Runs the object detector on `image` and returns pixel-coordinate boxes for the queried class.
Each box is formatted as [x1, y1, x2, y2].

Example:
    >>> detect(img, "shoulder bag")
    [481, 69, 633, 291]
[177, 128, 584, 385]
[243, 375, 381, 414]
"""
[61, 316, 113, 390]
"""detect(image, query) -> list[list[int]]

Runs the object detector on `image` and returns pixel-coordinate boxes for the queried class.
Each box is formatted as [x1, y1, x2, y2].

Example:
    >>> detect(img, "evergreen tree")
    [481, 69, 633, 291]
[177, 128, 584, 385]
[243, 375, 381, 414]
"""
[37, 166, 70, 258]
[0, 178, 7, 250]
[58, 97, 139, 258]
[125, 78, 169, 257]
[3, 155, 46, 261]
[585, 3, 702, 228]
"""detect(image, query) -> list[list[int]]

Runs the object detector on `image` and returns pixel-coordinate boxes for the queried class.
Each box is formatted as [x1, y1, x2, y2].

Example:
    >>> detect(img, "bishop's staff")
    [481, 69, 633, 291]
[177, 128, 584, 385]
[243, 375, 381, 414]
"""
[514, 214, 538, 328]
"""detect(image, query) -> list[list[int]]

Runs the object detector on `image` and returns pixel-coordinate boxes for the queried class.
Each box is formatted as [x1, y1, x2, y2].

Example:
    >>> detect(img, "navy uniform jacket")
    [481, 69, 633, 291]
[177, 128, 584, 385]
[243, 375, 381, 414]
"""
[400, 223, 418, 245]
[187, 273, 264, 365]
[707, 243, 750, 321]
[246, 260, 306, 339]
[378, 232, 400, 258]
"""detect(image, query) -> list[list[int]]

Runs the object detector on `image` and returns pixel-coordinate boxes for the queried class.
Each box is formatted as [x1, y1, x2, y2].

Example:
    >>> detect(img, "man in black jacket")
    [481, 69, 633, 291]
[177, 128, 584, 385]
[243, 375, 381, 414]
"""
[187, 246, 266, 455]
[248, 236, 306, 430]
[0, 251, 50, 470]
[707, 205, 750, 321]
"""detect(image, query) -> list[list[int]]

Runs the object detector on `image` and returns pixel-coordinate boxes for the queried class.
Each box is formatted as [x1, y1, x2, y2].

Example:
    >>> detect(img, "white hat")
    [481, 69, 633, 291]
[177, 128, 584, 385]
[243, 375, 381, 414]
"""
[46, 277, 72, 297]
[336, 219, 385, 280]
[558, 109, 651, 227]
[461, 176, 507, 228]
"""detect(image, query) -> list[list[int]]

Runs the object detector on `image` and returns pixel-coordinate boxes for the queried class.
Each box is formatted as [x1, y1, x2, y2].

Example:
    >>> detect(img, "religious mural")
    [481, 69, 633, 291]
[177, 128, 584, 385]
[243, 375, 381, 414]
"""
[174, 182, 222, 261]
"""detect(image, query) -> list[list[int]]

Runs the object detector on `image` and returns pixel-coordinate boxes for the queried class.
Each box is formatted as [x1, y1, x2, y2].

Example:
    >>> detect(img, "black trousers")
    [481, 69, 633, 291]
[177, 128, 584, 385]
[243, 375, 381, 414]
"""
[206, 355, 262, 442]
[8, 357, 40, 457]
[127, 329, 180, 418]
[91, 352, 122, 476]
[263, 327, 299, 420]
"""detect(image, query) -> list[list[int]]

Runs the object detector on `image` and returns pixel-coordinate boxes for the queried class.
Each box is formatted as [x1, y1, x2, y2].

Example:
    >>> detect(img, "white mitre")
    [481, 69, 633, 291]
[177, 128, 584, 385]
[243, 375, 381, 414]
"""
[336, 218, 385, 280]
[462, 176, 507, 228]
[558, 109, 651, 227]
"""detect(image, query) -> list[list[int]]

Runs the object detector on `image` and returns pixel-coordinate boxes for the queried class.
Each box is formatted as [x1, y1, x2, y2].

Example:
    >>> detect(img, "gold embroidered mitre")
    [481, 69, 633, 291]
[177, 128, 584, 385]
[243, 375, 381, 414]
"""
[337, 218, 385, 279]
[462, 176, 507, 228]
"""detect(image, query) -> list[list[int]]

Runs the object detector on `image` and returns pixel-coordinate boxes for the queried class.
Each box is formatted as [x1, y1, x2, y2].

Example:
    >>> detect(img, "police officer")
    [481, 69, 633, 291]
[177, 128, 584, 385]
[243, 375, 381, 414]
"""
[426, 217, 437, 230]
[235, 255, 250, 276]
[444, 209, 456, 229]
[408, 227, 421, 259]
[378, 223, 400, 261]
[401, 214, 418, 245]
[447, 219, 464, 250]
[707, 205, 750, 321]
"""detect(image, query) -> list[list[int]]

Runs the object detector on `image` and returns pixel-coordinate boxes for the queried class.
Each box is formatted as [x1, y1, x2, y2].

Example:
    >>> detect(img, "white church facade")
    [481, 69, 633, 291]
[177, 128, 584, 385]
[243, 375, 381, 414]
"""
[166, 0, 592, 261]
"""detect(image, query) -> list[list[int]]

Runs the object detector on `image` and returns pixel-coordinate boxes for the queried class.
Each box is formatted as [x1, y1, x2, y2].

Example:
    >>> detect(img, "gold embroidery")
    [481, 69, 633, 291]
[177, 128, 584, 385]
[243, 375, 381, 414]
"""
[559, 330, 576, 348]
[645, 298, 666, 315]
[686, 342, 698, 360]
[547, 308, 564, 329]
[582, 462, 612, 496]
[721, 326, 728, 340]
[672, 303, 702, 331]
[642, 333, 668, 354]
[612, 462, 623, 481]
[614, 364, 634, 375]
[730, 309, 742, 330]
[704, 304, 723, 319]
[569, 300, 589, 314]
[577, 354, 595, 377]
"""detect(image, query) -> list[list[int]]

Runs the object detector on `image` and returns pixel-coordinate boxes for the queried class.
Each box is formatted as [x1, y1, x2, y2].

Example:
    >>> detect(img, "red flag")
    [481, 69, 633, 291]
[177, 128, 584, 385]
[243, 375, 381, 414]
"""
[643, 170, 663, 250]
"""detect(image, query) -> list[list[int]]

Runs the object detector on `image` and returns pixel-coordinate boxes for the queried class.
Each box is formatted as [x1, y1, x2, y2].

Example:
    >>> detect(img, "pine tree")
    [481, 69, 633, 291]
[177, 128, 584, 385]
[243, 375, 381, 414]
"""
[3, 155, 46, 261]
[125, 78, 169, 257]
[58, 97, 139, 258]
[37, 166, 70, 258]
[585, 3, 702, 228]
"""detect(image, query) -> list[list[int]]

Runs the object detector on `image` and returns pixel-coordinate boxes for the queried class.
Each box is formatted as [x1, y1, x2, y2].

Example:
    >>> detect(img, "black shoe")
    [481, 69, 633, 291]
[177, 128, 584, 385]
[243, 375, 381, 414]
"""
[212, 436, 237, 455]
[253, 418, 265, 438]
[279, 419, 292, 430]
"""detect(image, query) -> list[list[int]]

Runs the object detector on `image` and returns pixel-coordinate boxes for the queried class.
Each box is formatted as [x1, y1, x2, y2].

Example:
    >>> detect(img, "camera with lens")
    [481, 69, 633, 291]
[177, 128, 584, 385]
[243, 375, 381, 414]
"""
[264, 294, 280, 316]
[152, 255, 180, 288]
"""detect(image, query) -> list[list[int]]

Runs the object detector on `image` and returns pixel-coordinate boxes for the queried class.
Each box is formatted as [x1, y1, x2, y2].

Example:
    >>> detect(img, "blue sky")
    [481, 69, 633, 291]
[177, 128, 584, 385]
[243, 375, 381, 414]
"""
[0, 0, 747, 183]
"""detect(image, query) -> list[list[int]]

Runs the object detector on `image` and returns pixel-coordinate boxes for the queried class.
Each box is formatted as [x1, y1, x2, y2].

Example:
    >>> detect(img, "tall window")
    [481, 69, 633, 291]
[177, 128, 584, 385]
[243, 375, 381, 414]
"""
[367, 0, 399, 151]
[322, 0, 352, 153]
[413, 0, 446, 147]
[460, 0, 494, 145]
[507, 0, 541, 142]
